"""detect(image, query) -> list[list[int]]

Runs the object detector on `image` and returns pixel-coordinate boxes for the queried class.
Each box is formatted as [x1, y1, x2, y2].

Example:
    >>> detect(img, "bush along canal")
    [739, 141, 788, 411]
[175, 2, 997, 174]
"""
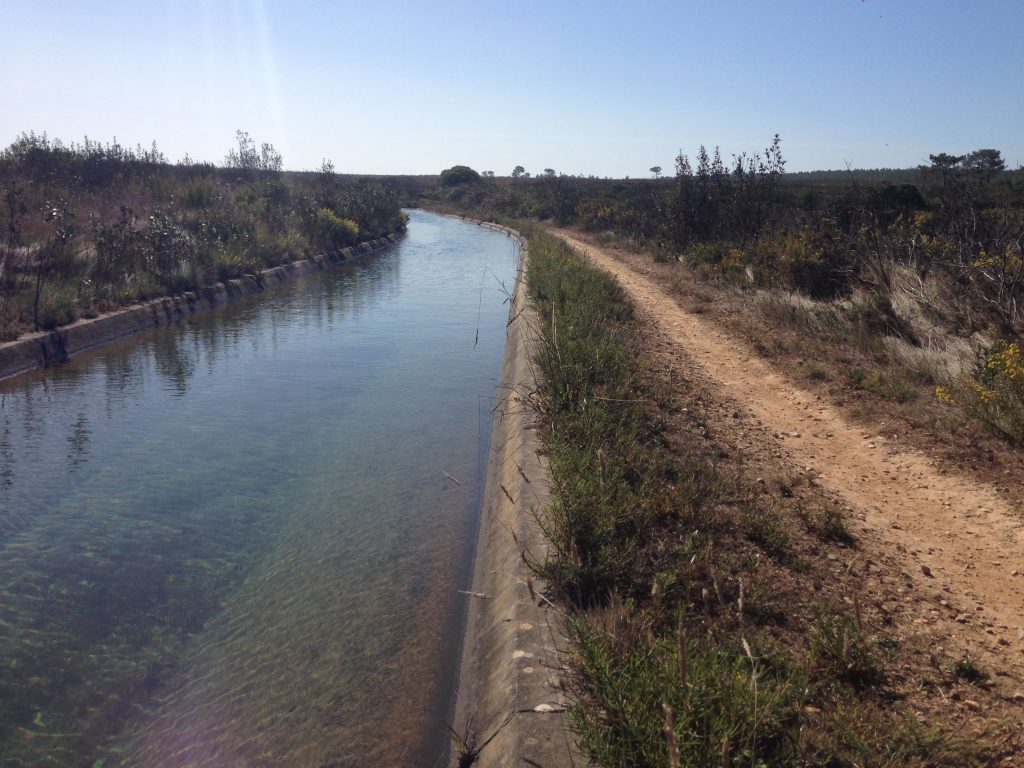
[0, 210, 519, 767]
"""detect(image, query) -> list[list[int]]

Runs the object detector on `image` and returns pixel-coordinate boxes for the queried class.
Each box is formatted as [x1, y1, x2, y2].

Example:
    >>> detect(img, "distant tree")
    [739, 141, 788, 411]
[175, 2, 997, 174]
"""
[928, 152, 964, 187]
[225, 130, 257, 171]
[260, 142, 283, 173]
[316, 158, 337, 207]
[543, 168, 556, 178]
[650, 166, 662, 179]
[511, 165, 526, 180]
[963, 148, 1005, 186]
[439, 165, 480, 186]
[225, 130, 283, 175]
[481, 170, 495, 178]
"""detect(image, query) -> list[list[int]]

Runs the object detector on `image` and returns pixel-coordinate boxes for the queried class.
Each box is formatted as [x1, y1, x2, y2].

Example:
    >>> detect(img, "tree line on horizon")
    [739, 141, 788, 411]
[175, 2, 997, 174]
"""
[441, 146, 1020, 187]
[433, 139, 1023, 335]
[433, 138, 1024, 448]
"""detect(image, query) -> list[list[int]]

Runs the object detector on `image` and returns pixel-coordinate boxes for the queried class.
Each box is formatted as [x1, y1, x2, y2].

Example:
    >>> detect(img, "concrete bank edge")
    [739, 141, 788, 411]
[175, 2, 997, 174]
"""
[450, 217, 577, 767]
[0, 233, 404, 381]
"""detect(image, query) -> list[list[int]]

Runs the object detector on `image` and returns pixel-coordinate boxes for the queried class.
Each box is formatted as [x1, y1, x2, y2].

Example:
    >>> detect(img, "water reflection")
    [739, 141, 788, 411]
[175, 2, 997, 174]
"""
[0, 211, 517, 766]
[154, 329, 198, 396]
[66, 411, 91, 468]
[0, 418, 13, 491]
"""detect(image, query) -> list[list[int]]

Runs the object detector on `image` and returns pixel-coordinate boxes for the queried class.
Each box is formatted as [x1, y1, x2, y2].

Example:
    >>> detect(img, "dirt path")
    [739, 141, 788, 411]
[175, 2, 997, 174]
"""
[553, 230, 1024, 670]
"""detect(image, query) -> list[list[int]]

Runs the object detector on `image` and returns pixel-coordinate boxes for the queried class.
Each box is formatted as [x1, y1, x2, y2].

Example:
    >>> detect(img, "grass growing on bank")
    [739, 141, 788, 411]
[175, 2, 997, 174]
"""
[523, 228, 988, 767]
[0, 132, 408, 339]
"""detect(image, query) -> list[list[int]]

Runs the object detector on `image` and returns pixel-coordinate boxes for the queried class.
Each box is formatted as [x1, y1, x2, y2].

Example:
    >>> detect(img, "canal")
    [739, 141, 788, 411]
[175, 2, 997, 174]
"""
[0, 211, 519, 767]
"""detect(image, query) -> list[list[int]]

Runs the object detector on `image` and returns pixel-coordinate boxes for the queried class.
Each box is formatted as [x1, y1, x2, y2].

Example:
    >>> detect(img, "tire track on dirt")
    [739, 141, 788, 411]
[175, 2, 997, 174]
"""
[554, 231, 1024, 667]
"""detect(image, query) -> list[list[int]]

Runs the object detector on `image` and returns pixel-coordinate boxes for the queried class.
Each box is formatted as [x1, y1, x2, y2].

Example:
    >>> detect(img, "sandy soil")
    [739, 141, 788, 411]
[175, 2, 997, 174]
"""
[552, 230, 1024, 699]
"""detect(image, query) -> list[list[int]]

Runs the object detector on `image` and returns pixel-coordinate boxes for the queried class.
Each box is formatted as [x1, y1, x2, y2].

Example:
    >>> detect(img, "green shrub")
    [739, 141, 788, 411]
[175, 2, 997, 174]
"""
[682, 241, 729, 268]
[36, 284, 78, 330]
[754, 228, 855, 299]
[439, 164, 480, 187]
[195, 206, 256, 251]
[142, 212, 196, 287]
[213, 250, 261, 283]
[937, 340, 1024, 445]
[306, 208, 359, 253]
[182, 179, 217, 209]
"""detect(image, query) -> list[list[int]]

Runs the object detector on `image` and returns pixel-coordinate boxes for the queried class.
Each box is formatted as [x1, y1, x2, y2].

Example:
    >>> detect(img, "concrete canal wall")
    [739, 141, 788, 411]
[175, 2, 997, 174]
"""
[450, 219, 575, 767]
[0, 234, 403, 381]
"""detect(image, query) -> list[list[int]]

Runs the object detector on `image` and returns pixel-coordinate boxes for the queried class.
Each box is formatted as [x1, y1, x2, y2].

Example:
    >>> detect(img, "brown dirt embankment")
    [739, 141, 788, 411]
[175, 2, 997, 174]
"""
[449, 220, 577, 767]
[0, 235, 403, 381]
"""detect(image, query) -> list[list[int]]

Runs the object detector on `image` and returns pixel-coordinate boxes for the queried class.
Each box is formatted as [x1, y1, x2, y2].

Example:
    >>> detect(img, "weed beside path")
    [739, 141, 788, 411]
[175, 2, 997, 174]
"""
[523, 226, 1022, 766]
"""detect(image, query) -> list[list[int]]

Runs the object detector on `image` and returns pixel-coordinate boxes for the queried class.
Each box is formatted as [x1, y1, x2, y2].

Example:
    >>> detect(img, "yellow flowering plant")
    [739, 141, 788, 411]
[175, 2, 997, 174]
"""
[937, 340, 1024, 445]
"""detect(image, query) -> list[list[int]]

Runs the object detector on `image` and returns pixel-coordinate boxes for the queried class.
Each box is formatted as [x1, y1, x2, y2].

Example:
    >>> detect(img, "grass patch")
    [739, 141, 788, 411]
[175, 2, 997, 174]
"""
[740, 500, 791, 561]
[571, 610, 806, 767]
[949, 653, 989, 687]
[810, 607, 886, 691]
[798, 500, 853, 545]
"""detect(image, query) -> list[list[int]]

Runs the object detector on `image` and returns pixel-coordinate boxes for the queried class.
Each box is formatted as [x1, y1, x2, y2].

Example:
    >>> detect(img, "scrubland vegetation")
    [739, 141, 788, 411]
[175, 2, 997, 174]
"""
[0, 131, 406, 340]
[432, 143, 1024, 447]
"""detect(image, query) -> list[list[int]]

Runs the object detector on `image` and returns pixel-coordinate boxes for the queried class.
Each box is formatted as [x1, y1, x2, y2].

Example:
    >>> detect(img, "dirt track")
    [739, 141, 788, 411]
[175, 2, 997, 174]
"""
[553, 231, 1024, 678]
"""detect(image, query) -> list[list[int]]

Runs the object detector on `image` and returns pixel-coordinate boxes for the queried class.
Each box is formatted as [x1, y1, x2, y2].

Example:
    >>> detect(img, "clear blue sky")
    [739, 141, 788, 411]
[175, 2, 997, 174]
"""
[3, 0, 1022, 176]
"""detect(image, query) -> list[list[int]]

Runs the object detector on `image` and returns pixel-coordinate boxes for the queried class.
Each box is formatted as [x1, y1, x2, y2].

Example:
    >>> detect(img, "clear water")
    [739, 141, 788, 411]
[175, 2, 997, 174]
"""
[0, 211, 519, 767]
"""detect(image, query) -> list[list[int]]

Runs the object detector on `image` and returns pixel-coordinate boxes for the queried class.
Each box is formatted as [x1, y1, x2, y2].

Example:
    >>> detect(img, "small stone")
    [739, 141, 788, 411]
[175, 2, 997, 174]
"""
[921, 565, 933, 578]
[964, 699, 981, 711]
[955, 614, 969, 623]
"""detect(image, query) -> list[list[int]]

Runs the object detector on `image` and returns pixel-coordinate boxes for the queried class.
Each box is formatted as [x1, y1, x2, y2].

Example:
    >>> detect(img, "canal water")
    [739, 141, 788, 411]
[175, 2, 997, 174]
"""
[0, 211, 520, 767]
